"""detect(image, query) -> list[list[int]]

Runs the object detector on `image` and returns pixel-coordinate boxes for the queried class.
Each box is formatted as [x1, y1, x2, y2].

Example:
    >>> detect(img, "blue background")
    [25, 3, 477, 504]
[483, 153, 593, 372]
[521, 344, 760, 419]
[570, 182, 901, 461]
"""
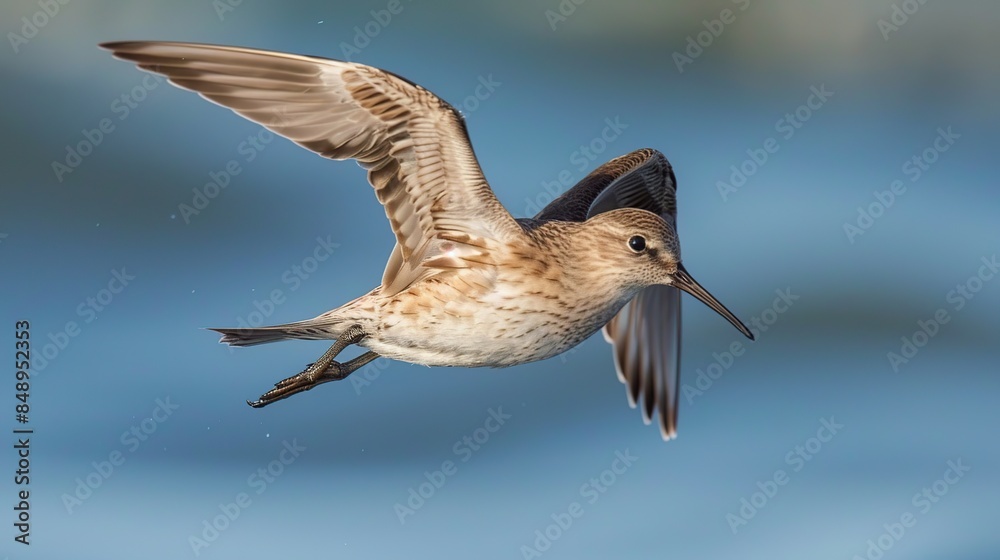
[1, 1, 998, 558]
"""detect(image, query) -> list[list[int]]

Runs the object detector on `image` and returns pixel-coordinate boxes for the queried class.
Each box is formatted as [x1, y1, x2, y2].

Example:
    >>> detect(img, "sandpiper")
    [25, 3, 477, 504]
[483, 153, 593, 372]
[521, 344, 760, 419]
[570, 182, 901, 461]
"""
[102, 41, 754, 440]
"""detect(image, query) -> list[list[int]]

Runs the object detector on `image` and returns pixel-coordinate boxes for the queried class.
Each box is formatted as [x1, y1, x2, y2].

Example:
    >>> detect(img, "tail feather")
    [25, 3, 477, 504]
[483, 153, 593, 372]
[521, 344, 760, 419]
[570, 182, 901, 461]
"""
[209, 321, 340, 347]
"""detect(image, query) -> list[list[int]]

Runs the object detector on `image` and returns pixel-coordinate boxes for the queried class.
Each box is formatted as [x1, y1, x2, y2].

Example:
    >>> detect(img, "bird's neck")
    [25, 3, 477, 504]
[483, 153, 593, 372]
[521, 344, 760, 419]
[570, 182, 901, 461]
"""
[519, 221, 640, 321]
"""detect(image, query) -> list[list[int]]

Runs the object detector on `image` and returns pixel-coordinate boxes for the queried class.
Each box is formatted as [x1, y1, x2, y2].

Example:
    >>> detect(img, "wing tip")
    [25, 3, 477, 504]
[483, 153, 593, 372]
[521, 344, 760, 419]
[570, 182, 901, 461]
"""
[658, 406, 678, 441]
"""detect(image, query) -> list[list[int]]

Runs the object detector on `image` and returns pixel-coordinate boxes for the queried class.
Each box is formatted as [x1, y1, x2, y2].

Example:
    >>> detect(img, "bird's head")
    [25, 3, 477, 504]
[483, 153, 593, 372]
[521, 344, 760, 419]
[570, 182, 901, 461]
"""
[582, 208, 754, 340]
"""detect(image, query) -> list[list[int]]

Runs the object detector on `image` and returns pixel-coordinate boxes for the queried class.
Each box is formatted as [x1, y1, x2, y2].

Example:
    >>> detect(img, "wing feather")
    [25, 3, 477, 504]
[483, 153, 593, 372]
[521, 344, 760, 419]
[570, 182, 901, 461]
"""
[101, 41, 519, 295]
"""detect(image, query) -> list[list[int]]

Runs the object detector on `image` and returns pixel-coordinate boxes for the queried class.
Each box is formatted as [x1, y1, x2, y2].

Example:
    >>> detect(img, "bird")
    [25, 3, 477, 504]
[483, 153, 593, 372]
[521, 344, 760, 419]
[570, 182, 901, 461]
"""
[101, 41, 754, 440]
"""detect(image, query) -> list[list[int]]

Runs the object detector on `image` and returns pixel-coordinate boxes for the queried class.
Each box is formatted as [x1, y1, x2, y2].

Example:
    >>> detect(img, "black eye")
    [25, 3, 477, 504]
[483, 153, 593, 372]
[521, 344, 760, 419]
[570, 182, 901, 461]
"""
[628, 235, 646, 253]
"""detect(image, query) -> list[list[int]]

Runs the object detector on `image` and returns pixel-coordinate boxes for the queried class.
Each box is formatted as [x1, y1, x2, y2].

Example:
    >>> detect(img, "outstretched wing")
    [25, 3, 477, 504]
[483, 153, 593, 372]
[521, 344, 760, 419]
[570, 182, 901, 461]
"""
[101, 41, 520, 295]
[535, 148, 682, 440]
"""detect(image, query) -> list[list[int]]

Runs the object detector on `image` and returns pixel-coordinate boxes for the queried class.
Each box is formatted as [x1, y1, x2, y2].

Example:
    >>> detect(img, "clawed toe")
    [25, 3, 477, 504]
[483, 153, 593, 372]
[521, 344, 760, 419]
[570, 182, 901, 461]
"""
[243, 328, 378, 409]
[246, 361, 343, 408]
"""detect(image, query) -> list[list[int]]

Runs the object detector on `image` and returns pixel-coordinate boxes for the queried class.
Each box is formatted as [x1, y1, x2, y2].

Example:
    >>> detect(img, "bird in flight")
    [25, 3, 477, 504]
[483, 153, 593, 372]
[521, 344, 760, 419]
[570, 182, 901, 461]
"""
[102, 41, 753, 440]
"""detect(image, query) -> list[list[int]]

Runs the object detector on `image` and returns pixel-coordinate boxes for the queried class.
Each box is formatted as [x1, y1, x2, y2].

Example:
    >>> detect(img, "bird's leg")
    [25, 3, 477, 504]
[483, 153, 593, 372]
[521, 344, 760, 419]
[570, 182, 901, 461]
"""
[247, 325, 378, 408]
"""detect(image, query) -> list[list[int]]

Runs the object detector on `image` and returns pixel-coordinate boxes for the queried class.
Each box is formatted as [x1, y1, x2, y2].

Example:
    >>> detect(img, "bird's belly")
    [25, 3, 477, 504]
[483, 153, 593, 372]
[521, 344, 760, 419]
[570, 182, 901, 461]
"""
[365, 281, 615, 368]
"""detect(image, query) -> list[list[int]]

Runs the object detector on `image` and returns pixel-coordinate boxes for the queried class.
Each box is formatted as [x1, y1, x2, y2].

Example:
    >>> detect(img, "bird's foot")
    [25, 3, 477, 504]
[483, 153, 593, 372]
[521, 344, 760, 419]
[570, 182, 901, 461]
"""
[247, 360, 344, 408]
[245, 348, 380, 408]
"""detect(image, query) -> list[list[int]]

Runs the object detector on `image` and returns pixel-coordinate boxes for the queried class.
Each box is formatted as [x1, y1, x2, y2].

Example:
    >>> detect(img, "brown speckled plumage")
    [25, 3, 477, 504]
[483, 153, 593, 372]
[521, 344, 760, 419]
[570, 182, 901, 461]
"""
[102, 41, 753, 441]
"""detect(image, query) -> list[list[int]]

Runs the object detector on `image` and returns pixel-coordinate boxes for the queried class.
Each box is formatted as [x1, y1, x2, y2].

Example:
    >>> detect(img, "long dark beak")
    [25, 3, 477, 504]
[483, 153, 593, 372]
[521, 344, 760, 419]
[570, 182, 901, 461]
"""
[672, 264, 754, 340]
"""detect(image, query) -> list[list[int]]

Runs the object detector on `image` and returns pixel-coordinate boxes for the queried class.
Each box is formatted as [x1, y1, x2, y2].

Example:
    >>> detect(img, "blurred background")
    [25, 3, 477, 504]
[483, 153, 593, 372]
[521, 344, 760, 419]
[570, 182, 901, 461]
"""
[2, 1, 998, 558]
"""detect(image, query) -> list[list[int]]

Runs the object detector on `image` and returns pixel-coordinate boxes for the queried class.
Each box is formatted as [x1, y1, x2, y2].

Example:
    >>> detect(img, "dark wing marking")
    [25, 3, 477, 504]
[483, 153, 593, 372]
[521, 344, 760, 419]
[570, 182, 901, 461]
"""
[535, 148, 682, 440]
